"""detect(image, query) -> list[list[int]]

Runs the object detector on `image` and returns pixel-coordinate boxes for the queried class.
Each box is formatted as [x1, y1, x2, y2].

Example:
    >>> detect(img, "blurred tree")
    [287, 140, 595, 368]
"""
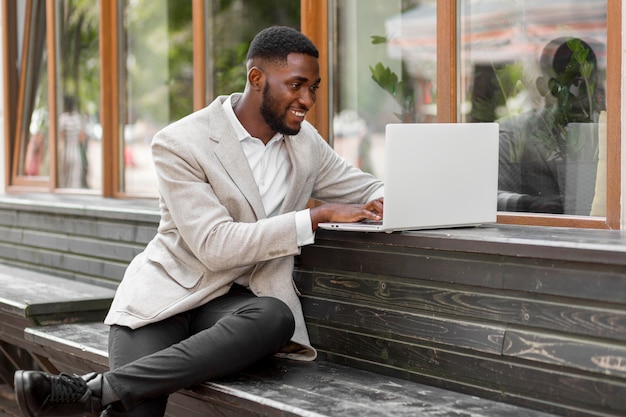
[58, 0, 100, 115]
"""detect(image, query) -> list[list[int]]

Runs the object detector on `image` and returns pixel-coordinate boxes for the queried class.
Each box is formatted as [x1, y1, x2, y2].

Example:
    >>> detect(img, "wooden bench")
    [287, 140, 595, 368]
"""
[0, 195, 150, 388]
[24, 322, 556, 417]
[0, 264, 115, 387]
[3, 196, 626, 416]
[293, 227, 626, 417]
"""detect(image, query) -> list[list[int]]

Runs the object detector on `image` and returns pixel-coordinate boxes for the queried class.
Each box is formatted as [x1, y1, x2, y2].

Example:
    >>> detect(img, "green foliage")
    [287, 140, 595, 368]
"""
[540, 38, 599, 160]
[123, 0, 194, 124]
[494, 64, 525, 108]
[369, 37, 415, 122]
[59, 0, 100, 115]
[370, 35, 388, 45]
[211, 0, 301, 97]
[215, 43, 250, 97]
[57, 0, 300, 126]
[470, 63, 525, 123]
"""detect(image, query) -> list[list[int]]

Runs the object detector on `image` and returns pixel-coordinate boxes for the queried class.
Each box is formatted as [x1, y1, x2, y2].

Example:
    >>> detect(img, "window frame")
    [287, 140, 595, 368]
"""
[2, 0, 17, 188]
[8, 0, 55, 191]
[302, 0, 622, 230]
[3, 0, 621, 229]
[4, 0, 207, 198]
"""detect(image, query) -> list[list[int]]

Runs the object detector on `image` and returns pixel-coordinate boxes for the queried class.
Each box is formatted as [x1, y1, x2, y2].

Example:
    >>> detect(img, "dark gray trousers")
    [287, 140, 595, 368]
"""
[104, 285, 295, 416]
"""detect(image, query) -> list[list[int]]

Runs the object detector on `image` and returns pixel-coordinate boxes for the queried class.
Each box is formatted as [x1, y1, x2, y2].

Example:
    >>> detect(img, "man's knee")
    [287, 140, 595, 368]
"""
[258, 297, 295, 340]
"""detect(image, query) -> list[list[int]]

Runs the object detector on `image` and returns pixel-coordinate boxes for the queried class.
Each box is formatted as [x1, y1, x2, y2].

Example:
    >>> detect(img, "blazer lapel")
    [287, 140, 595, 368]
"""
[281, 135, 310, 213]
[209, 100, 266, 219]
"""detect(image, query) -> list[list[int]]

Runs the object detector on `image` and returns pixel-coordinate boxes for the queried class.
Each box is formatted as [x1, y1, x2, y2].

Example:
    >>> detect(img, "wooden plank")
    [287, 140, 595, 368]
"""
[165, 391, 246, 417]
[297, 243, 626, 304]
[312, 225, 626, 266]
[295, 271, 626, 342]
[25, 324, 556, 417]
[299, 244, 507, 287]
[0, 264, 115, 324]
[301, 297, 504, 354]
[0, 209, 17, 228]
[24, 322, 109, 367]
[0, 342, 35, 385]
[0, 311, 34, 346]
[4, 209, 156, 245]
[310, 326, 626, 416]
[0, 244, 128, 284]
[189, 358, 557, 417]
[503, 329, 626, 378]
[18, 229, 143, 263]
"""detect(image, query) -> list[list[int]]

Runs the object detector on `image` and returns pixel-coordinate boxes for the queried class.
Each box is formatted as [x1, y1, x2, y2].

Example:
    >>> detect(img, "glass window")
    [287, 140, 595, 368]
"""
[9, 1, 301, 197]
[332, 0, 434, 180]
[204, 1, 301, 100]
[459, 0, 607, 217]
[117, 0, 300, 196]
[55, 0, 100, 190]
[118, 0, 194, 195]
[15, 1, 50, 182]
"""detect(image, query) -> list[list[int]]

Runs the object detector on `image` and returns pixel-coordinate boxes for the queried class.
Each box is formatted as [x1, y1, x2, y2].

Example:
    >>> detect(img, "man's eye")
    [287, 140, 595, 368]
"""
[290, 83, 300, 89]
[311, 85, 319, 91]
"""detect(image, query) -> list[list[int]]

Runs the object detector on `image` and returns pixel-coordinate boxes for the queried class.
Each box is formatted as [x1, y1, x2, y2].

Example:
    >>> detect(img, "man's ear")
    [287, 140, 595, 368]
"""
[536, 76, 551, 97]
[248, 67, 264, 91]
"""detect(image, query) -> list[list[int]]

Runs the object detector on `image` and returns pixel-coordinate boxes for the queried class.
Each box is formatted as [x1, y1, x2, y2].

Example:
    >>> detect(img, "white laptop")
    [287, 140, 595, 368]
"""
[318, 122, 499, 233]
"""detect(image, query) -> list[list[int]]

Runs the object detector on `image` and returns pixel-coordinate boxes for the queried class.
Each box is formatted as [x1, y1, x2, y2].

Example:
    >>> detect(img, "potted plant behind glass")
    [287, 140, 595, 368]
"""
[369, 35, 417, 123]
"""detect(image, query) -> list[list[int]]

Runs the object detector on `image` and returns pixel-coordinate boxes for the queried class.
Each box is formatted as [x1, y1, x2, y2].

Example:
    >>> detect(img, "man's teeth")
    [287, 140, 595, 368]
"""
[292, 110, 306, 117]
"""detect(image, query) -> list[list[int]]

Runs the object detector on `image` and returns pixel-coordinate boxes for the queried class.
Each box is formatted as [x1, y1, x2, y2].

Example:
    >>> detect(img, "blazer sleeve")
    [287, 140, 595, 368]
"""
[304, 125, 384, 203]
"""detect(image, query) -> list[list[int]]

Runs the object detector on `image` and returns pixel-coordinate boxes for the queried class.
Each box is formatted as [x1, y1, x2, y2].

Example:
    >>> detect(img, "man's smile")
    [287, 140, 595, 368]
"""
[291, 109, 307, 118]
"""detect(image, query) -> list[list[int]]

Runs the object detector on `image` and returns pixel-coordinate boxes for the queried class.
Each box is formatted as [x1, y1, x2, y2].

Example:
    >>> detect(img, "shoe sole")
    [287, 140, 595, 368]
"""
[14, 370, 36, 417]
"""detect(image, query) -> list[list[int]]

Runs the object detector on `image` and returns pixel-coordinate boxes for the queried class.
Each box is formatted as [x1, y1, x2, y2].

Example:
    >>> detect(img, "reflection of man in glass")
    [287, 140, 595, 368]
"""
[497, 37, 603, 214]
[58, 95, 87, 188]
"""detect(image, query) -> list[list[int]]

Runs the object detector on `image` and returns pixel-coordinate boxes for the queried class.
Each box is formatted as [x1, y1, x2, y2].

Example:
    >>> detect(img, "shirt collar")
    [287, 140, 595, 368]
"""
[223, 94, 283, 144]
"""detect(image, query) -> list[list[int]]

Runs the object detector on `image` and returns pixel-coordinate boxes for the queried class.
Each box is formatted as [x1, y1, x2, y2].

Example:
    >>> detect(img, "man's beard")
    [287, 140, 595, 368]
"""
[260, 83, 301, 136]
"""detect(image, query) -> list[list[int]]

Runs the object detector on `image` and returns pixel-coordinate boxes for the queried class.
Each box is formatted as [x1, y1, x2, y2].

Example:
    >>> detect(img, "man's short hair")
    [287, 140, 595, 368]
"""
[539, 37, 597, 78]
[246, 26, 319, 65]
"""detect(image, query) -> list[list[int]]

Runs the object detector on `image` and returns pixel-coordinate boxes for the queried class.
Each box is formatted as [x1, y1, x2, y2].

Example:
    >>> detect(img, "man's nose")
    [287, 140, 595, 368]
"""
[299, 88, 315, 108]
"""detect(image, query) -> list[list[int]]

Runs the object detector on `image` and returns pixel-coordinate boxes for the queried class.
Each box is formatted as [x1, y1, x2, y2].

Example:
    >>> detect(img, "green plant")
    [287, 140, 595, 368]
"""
[369, 35, 416, 122]
[541, 38, 599, 161]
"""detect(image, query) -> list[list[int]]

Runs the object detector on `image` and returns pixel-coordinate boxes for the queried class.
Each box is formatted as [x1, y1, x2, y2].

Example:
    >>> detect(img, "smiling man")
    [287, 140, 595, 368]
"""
[14, 26, 384, 417]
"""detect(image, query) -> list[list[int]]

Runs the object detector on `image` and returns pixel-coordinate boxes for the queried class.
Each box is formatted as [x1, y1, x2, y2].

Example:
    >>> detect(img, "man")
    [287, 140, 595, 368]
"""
[497, 37, 603, 213]
[14, 26, 384, 417]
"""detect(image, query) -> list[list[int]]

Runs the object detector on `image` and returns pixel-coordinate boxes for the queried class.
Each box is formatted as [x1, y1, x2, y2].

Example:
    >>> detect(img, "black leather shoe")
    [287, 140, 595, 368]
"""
[14, 370, 103, 417]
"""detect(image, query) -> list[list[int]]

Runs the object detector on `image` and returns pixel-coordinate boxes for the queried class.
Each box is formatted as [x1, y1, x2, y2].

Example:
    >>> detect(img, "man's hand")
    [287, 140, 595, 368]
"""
[310, 198, 384, 230]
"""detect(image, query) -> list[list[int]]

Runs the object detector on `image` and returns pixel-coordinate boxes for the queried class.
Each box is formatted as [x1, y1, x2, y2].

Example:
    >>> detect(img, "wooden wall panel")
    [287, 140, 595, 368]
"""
[295, 228, 626, 416]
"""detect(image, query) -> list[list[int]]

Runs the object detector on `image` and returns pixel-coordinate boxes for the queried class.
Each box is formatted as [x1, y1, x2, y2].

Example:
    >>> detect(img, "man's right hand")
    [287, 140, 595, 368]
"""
[310, 198, 384, 230]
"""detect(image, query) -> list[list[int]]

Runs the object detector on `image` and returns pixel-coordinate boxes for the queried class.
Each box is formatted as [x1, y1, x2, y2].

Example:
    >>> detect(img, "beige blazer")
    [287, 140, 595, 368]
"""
[104, 95, 383, 360]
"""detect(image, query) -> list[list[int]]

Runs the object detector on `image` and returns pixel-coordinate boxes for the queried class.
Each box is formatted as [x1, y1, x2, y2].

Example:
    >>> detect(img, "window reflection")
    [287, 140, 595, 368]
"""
[206, 0, 301, 99]
[118, 0, 300, 195]
[119, 0, 193, 195]
[459, 0, 607, 216]
[332, 0, 435, 180]
[55, 0, 100, 190]
[17, 1, 50, 180]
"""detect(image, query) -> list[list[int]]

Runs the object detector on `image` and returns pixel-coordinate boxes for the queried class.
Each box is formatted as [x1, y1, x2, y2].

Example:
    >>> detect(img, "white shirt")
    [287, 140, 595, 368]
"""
[223, 95, 315, 246]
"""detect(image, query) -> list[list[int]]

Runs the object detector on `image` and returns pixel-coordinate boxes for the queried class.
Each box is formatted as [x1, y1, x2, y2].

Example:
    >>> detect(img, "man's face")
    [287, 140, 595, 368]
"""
[260, 53, 321, 136]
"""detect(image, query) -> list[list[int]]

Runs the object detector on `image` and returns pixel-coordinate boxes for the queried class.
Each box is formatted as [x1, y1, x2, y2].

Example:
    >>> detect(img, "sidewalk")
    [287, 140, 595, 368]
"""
[0, 384, 20, 417]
